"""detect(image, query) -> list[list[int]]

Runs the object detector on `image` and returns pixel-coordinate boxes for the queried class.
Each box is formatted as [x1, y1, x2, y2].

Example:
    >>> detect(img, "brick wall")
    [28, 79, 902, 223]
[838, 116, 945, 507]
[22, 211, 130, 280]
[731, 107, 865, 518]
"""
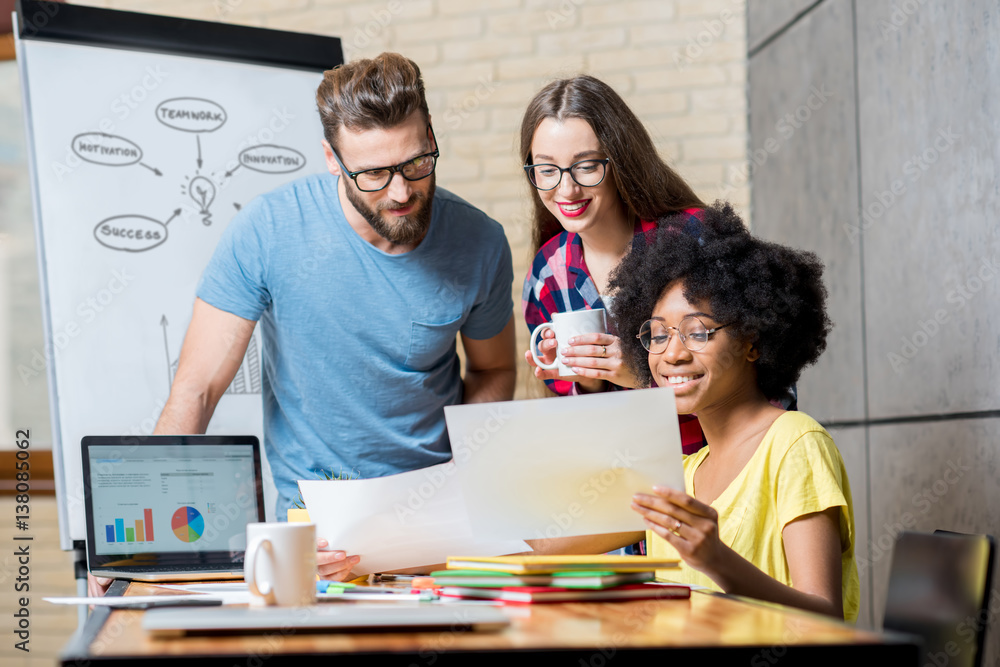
[73, 0, 749, 399]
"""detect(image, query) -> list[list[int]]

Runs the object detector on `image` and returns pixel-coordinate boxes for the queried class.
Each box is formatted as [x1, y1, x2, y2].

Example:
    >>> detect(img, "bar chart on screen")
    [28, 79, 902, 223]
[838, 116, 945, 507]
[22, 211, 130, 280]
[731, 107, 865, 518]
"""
[105, 508, 155, 543]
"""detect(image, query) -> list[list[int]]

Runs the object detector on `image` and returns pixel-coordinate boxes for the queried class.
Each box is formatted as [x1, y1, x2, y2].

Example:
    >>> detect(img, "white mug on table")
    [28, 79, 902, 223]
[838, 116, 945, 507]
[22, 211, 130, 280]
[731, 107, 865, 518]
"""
[244, 522, 317, 607]
[530, 308, 608, 377]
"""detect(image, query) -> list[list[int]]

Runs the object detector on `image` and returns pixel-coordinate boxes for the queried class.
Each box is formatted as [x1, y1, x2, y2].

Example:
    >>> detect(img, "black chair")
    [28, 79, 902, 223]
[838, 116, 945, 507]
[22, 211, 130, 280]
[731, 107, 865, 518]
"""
[882, 530, 995, 667]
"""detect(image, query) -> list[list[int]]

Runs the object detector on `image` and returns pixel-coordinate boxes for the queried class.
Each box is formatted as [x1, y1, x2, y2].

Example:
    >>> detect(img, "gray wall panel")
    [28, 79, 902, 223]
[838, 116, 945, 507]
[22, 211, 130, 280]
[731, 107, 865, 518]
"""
[868, 419, 1000, 665]
[749, 0, 864, 423]
[855, 0, 1000, 417]
[747, 0, 818, 53]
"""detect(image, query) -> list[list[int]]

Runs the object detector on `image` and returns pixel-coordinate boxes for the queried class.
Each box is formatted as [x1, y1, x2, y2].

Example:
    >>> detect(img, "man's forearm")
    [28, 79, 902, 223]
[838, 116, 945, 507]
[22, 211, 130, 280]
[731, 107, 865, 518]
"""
[462, 368, 516, 404]
[154, 387, 214, 434]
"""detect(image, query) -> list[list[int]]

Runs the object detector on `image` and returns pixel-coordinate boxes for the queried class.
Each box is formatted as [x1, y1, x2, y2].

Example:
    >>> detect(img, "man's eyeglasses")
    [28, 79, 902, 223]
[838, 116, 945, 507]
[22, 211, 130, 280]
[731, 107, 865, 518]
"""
[637, 316, 729, 354]
[332, 125, 439, 192]
[523, 158, 609, 191]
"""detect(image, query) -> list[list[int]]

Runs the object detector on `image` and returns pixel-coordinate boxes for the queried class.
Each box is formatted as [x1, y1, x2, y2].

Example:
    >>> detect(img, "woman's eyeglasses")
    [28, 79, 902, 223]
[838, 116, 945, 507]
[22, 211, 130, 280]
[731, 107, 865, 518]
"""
[637, 316, 729, 354]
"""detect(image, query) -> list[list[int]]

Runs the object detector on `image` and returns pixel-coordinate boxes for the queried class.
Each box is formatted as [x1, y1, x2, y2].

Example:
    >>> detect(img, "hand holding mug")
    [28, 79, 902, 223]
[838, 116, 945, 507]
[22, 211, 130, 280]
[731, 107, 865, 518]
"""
[528, 308, 638, 390]
[558, 332, 639, 389]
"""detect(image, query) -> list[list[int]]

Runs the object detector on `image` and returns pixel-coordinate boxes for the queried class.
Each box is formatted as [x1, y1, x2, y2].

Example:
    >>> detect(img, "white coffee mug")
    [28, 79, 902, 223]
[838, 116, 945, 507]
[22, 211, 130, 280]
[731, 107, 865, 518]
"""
[530, 308, 608, 377]
[244, 522, 317, 607]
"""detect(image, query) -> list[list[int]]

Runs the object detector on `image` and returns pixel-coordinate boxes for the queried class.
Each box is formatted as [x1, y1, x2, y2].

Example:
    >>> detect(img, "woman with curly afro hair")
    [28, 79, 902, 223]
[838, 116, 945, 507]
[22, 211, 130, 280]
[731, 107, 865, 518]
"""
[607, 201, 859, 621]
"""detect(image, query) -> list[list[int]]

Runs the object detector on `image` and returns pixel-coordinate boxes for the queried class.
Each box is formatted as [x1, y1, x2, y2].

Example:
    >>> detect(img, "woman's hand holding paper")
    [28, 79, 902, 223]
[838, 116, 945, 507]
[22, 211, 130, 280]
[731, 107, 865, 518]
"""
[631, 485, 728, 575]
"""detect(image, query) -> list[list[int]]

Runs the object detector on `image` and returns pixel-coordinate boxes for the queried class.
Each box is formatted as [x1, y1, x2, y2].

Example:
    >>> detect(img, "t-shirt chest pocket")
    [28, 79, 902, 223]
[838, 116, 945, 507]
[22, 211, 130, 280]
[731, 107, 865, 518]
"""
[406, 314, 463, 370]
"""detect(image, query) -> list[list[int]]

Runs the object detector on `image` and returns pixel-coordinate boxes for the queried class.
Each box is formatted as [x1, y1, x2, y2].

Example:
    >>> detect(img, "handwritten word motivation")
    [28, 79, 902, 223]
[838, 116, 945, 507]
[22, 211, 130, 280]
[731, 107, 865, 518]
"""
[72, 133, 142, 167]
[155, 98, 227, 133]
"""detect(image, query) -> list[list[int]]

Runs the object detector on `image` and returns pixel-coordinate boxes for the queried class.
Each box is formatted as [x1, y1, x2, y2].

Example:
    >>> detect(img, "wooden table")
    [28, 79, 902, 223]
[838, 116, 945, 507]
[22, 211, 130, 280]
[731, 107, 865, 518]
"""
[61, 580, 918, 666]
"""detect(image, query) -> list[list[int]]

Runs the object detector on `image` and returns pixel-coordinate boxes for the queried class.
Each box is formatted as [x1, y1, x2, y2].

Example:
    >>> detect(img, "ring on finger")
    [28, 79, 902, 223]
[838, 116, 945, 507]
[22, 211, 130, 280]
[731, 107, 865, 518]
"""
[673, 520, 682, 534]
[601, 345, 607, 357]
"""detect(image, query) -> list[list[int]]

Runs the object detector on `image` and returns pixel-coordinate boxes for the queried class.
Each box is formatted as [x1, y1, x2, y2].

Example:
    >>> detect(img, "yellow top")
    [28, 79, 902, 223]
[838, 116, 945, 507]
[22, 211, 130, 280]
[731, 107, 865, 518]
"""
[647, 411, 860, 622]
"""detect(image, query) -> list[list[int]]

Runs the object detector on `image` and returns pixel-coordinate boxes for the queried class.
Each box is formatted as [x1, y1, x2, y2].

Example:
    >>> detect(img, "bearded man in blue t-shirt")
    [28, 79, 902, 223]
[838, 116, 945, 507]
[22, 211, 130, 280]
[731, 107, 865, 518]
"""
[154, 52, 516, 580]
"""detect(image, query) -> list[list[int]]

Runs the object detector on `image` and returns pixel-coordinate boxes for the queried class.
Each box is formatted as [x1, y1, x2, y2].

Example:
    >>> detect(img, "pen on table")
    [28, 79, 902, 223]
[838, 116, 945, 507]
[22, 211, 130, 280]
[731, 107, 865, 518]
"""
[114, 597, 223, 610]
[370, 573, 419, 583]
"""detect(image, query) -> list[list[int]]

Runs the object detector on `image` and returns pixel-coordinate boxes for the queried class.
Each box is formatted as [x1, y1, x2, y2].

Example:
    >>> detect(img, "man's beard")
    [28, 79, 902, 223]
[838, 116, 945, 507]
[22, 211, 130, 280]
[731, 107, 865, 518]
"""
[345, 176, 435, 246]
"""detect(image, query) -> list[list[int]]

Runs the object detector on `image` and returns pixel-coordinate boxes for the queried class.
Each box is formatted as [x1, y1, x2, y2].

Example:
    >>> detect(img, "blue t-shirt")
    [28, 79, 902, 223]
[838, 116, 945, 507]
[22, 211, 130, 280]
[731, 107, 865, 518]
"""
[197, 174, 513, 515]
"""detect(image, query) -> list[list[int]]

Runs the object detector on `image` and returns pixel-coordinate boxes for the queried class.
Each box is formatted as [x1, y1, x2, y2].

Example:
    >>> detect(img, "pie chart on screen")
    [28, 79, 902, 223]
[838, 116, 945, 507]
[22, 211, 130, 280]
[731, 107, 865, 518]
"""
[171, 506, 205, 542]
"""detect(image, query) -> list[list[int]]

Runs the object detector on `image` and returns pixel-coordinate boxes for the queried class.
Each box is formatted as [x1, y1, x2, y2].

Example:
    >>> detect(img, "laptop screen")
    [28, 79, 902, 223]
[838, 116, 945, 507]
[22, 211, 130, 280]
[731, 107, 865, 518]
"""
[82, 435, 264, 571]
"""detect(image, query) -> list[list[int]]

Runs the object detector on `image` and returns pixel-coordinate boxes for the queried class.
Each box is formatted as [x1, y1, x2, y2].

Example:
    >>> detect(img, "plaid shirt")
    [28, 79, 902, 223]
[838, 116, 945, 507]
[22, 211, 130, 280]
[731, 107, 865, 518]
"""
[522, 211, 709, 455]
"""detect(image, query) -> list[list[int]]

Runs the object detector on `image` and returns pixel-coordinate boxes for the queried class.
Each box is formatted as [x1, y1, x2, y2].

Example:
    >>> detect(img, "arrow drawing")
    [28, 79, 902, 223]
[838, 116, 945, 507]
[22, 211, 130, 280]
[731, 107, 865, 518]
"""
[224, 163, 242, 178]
[139, 162, 163, 176]
[196, 135, 203, 169]
[233, 202, 242, 211]
[161, 315, 171, 394]
[164, 208, 181, 226]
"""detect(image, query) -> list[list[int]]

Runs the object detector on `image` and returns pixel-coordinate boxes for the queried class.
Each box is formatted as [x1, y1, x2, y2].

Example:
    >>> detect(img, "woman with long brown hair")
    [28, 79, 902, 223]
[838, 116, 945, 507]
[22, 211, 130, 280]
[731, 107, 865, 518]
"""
[521, 75, 704, 404]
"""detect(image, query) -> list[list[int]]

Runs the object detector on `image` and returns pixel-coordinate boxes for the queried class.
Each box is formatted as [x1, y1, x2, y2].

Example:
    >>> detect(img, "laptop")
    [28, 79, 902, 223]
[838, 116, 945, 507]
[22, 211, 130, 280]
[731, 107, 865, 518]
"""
[82, 435, 265, 582]
[143, 605, 511, 636]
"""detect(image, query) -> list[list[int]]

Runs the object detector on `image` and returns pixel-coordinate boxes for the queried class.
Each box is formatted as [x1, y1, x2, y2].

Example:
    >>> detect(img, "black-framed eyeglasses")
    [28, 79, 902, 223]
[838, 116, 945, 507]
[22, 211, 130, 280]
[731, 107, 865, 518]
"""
[523, 158, 610, 191]
[637, 316, 729, 354]
[331, 125, 439, 192]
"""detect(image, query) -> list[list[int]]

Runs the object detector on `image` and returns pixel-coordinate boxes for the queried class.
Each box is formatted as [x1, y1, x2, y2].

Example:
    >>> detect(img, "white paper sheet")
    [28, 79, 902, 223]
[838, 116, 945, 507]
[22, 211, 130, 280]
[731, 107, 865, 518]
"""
[156, 582, 253, 605]
[298, 462, 528, 576]
[445, 387, 685, 540]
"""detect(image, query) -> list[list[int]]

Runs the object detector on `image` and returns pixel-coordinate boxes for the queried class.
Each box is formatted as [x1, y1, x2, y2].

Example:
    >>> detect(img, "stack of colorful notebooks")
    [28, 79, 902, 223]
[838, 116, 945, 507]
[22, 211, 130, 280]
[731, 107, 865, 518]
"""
[436, 555, 689, 604]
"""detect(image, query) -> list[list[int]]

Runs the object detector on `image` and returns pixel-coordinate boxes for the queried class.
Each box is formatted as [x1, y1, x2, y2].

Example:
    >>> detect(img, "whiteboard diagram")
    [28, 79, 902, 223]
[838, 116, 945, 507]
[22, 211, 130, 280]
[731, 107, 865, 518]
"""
[18, 27, 337, 542]
[73, 96, 307, 250]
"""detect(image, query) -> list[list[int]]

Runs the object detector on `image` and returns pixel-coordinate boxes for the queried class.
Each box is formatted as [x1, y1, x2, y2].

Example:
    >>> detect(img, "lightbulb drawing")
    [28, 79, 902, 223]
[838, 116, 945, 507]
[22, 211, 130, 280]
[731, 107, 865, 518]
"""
[183, 175, 216, 225]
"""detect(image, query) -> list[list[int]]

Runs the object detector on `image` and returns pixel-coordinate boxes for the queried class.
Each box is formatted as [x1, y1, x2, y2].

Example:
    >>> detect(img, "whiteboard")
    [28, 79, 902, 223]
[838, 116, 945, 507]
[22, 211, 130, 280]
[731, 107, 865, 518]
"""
[15, 4, 342, 546]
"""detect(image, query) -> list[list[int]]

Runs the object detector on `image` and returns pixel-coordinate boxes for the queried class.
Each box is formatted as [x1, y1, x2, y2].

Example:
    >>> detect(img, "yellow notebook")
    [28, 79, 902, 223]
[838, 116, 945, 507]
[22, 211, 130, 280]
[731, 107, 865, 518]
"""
[445, 555, 680, 575]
